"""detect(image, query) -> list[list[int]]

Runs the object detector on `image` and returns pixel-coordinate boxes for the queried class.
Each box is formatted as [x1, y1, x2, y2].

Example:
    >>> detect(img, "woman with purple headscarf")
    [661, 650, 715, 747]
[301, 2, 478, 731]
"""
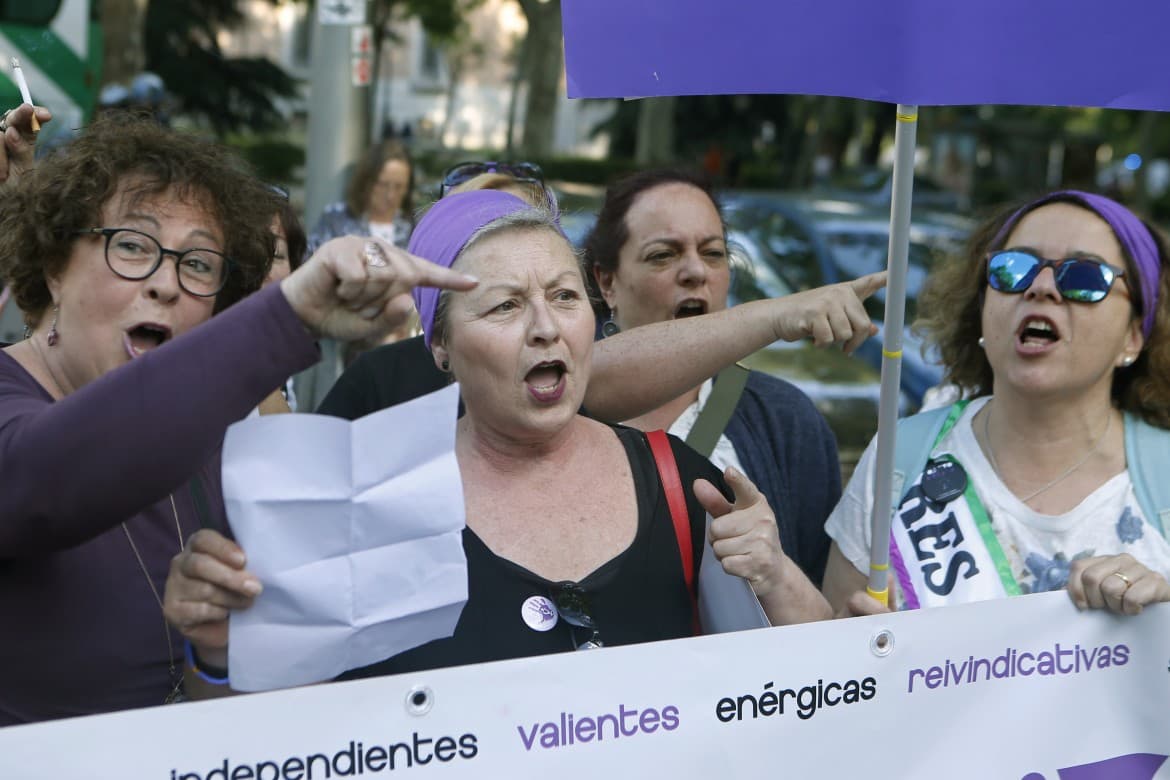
[166, 190, 842, 691]
[823, 191, 1170, 617]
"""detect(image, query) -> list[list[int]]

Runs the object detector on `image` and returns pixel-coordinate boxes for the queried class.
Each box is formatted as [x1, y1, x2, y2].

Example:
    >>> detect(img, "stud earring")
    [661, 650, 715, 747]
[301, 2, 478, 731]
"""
[977, 336, 986, 348]
[440, 360, 450, 372]
[1122, 355, 1135, 366]
[47, 304, 60, 347]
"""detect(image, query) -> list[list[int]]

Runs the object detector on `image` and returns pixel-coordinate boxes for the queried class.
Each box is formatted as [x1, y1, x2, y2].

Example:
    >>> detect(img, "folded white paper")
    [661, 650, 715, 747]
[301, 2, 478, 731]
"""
[222, 384, 467, 691]
[698, 515, 771, 633]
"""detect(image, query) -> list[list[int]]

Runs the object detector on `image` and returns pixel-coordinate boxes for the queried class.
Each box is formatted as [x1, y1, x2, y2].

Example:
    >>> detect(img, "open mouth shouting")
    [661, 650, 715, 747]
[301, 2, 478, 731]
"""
[674, 298, 708, 319]
[525, 359, 567, 403]
[1016, 315, 1060, 354]
[123, 322, 173, 359]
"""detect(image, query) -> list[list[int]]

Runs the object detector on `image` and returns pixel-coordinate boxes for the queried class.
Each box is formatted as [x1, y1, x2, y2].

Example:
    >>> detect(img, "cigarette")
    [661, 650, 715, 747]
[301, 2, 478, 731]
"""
[10, 58, 39, 132]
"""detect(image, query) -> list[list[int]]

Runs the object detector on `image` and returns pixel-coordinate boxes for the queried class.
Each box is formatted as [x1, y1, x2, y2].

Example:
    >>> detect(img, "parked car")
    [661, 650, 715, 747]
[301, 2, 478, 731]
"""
[817, 168, 965, 213]
[727, 231, 901, 466]
[721, 192, 973, 404]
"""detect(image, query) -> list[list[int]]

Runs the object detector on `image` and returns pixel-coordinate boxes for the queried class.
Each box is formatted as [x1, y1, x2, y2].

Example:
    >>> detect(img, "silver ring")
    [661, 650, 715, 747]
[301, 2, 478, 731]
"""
[363, 241, 388, 268]
[0, 110, 9, 133]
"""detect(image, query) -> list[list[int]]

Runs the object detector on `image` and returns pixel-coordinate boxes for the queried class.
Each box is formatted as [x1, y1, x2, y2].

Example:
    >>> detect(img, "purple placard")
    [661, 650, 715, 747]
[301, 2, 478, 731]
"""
[563, 0, 1170, 111]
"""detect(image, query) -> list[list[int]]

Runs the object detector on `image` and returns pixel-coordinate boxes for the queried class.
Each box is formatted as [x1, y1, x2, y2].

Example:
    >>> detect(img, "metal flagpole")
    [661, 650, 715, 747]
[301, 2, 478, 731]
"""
[866, 104, 919, 603]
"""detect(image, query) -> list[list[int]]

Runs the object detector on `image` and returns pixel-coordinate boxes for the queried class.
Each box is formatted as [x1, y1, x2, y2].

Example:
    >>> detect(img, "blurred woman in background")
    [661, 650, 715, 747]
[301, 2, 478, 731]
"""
[308, 139, 415, 254]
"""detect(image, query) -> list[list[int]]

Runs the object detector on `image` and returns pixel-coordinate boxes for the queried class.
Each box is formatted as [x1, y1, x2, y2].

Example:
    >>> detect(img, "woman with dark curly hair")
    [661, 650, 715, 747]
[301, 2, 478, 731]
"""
[583, 169, 865, 586]
[823, 191, 1170, 618]
[0, 116, 475, 725]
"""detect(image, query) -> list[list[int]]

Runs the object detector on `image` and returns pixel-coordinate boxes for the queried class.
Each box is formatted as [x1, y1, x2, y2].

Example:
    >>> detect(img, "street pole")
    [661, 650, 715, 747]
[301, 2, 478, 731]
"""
[866, 104, 919, 606]
[304, 2, 371, 228]
[299, 0, 372, 412]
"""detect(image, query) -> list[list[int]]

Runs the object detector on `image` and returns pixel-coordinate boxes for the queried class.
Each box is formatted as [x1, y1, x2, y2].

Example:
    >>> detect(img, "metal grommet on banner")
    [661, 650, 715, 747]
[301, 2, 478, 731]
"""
[870, 628, 895, 657]
[405, 685, 434, 716]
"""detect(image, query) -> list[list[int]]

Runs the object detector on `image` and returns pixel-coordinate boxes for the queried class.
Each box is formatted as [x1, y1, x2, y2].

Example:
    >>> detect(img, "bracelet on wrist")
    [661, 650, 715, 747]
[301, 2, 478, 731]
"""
[184, 640, 230, 686]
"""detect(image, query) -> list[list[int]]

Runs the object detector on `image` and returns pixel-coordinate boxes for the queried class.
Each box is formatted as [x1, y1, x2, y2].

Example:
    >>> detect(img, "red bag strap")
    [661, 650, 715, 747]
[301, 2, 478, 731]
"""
[646, 430, 700, 634]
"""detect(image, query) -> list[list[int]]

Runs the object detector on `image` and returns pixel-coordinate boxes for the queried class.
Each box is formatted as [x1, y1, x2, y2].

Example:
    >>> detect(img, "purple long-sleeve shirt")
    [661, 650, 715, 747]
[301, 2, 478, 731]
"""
[0, 284, 318, 725]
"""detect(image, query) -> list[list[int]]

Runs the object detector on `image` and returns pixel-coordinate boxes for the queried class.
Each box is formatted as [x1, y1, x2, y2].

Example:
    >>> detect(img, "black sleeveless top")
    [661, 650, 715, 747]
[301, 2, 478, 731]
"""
[339, 426, 722, 679]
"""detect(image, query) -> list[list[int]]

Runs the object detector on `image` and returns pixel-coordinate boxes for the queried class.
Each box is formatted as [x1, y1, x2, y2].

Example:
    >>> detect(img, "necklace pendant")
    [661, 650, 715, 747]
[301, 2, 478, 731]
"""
[165, 675, 186, 704]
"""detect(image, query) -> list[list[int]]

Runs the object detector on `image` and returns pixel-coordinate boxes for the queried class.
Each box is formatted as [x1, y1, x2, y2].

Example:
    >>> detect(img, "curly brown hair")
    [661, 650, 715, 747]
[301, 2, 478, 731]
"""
[915, 192, 1170, 429]
[344, 139, 414, 221]
[0, 115, 281, 325]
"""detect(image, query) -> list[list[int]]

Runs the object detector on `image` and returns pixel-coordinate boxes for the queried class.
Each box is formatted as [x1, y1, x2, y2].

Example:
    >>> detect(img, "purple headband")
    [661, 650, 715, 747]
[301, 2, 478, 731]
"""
[409, 190, 531, 347]
[991, 190, 1162, 340]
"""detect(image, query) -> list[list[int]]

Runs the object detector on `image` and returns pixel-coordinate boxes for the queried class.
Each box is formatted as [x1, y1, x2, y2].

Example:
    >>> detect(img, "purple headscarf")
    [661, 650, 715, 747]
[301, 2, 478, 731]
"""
[409, 190, 531, 347]
[991, 190, 1162, 340]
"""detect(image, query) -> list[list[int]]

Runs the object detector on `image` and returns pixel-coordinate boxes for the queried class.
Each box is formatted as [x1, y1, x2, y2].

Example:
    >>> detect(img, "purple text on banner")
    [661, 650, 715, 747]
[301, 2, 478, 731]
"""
[562, 0, 1170, 112]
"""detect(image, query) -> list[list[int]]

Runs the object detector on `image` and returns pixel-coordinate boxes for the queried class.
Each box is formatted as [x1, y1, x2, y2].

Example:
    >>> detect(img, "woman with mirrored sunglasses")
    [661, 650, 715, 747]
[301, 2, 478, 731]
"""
[823, 190, 1170, 620]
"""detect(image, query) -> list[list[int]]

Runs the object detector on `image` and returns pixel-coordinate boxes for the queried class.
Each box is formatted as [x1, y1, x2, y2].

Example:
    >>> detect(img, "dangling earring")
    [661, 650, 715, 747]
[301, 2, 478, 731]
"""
[601, 308, 620, 338]
[47, 304, 60, 347]
[977, 336, 986, 348]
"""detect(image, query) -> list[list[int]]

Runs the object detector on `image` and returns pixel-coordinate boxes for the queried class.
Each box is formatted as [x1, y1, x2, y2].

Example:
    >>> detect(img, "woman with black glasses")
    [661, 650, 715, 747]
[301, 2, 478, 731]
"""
[0, 116, 475, 725]
[823, 191, 1170, 617]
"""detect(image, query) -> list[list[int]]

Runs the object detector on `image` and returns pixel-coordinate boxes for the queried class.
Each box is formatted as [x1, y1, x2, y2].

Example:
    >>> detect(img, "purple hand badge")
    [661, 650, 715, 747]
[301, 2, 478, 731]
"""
[1023, 753, 1169, 780]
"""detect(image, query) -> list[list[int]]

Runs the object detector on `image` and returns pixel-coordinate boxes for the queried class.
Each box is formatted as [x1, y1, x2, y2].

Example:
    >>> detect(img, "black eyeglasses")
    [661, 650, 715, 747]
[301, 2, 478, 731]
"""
[74, 228, 233, 297]
[986, 249, 1127, 304]
[554, 581, 603, 651]
[440, 161, 544, 197]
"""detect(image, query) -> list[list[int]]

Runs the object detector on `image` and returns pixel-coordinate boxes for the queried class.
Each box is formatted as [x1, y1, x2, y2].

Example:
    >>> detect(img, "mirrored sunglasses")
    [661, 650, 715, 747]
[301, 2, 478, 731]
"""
[986, 249, 1126, 303]
[553, 581, 603, 651]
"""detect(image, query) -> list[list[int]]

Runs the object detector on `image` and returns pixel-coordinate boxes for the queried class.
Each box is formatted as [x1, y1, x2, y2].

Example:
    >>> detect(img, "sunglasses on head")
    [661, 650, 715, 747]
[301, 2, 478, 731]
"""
[440, 161, 544, 197]
[553, 581, 603, 651]
[986, 249, 1127, 303]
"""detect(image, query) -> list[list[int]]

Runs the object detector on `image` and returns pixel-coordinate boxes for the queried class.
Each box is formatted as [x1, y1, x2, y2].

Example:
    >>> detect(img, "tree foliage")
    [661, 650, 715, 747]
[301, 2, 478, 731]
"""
[514, 0, 561, 157]
[138, 0, 463, 136]
[143, 0, 300, 135]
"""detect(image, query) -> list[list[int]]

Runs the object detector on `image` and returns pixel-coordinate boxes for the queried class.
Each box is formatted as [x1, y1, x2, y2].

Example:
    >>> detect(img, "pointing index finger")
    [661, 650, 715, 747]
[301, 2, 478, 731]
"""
[722, 466, 765, 510]
[849, 271, 888, 300]
[412, 258, 478, 292]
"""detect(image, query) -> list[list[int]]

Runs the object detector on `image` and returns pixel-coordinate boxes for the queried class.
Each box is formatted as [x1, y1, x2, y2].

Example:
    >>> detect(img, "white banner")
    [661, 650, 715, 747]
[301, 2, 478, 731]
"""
[2, 592, 1168, 779]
